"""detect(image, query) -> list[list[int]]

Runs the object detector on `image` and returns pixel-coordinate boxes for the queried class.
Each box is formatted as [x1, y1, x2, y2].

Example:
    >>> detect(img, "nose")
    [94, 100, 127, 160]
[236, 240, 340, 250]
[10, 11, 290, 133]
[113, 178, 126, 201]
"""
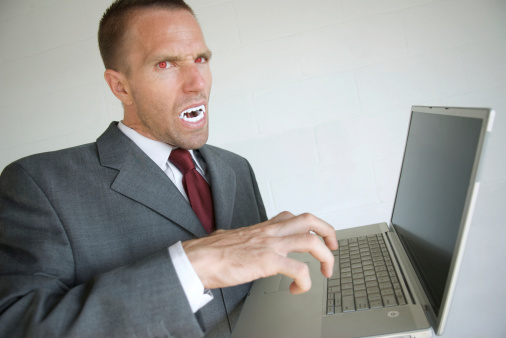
[182, 64, 207, 93]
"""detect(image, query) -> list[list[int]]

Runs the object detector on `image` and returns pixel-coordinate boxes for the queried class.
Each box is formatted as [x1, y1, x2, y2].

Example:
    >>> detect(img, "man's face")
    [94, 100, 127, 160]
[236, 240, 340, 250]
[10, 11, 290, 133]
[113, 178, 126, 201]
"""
[120, 8, 212, 149]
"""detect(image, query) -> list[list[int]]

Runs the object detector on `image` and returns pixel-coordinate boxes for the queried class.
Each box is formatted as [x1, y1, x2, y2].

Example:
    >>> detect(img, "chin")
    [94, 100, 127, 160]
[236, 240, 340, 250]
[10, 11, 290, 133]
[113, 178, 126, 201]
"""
[177, 134, 208, 150]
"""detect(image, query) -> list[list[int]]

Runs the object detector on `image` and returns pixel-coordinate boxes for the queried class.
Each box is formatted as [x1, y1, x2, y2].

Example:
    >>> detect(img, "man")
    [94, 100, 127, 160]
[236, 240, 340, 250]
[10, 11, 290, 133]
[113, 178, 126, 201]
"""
[0, 0, 337, 337]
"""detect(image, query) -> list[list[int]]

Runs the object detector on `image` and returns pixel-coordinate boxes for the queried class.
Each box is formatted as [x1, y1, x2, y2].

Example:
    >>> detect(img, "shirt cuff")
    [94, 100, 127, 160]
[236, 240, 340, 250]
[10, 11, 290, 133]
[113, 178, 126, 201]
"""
[168, 241, 213, 313]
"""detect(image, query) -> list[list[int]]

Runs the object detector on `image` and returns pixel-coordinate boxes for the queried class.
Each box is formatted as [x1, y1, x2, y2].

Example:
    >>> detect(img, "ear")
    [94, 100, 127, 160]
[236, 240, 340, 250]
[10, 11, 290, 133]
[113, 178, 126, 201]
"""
[104, 69, 133, 105]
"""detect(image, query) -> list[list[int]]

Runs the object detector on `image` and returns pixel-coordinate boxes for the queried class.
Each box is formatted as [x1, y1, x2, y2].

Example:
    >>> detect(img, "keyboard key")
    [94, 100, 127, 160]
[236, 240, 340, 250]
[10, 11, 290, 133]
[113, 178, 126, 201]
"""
[353, 272, 364, 279]
[355, 297, 369, 310]
[383, 295, 398, 307]
[352, 267, 363, 274]
[378, 277, 391, 283]
[342, 289, 354, 297]
[341, 283, 353, 290]
[342, 296, 355, 312]
[329, 274, 340, 281]
[342, 271, 352, 278]
[363, 265, 374, 271]
[332, 267, 341, 277]
[353, 278, 365, 285]
[368, 293, 381, 302]
[367, 286, 380, 294]
[327, 306, 335, 315]
[364, 270, 375, 276]
[381, 288, 394, 296]
[334, 294, 342, 307]
[366, 281, 378, 288]
[377, 271, 389, 278]
[379, 282, 392, 289]
[328, 286, 340, 293]
[354, 284, 366, 291]
[342, 277, 352, 284]
[355, 290, 367, 298]
[328, 279, 340, 287]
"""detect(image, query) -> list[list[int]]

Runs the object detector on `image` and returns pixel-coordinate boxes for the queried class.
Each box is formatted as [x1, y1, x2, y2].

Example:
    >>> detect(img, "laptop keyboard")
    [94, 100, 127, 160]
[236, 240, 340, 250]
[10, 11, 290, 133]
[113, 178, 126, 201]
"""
[326, 234, 407, 315]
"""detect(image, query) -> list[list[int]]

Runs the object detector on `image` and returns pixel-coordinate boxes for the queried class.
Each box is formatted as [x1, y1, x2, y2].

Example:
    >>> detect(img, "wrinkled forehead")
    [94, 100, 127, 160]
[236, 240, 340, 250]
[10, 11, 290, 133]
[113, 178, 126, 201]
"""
[120, 8, 205, 72]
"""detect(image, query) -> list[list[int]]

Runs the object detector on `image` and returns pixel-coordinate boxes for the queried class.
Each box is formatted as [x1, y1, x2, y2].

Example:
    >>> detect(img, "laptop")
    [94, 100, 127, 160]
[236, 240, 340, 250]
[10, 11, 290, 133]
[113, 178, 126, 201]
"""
[232, 106, 495, 338]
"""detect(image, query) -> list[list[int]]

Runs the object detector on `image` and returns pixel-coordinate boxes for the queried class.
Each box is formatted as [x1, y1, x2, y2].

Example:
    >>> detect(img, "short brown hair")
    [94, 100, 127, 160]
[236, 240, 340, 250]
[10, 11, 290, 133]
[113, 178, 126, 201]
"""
[98, 0, 195, 71]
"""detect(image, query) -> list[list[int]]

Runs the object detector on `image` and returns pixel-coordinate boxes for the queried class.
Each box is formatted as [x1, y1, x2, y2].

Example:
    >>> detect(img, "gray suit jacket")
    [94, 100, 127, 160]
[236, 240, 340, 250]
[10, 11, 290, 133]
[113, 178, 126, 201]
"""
[0, 122, 267, 337]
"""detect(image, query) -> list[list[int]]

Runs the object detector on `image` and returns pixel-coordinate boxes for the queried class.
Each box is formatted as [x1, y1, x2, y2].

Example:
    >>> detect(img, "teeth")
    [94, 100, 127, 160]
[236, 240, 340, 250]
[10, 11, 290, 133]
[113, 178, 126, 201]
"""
[179, 104, 205, 123]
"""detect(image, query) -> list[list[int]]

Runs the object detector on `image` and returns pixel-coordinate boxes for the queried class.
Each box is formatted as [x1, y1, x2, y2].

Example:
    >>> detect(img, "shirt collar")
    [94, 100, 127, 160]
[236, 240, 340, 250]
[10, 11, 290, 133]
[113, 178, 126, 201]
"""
[117, 121, 205, 172]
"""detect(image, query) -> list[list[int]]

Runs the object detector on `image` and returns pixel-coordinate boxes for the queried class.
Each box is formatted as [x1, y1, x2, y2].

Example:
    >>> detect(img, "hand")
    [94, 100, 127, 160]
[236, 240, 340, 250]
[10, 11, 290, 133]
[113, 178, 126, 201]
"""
[182, 211, 338, 294]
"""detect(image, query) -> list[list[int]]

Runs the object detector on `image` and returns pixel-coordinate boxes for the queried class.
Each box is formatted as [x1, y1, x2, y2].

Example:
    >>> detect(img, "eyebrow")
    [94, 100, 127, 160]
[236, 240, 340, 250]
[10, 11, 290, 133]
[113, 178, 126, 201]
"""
[148, 49, 213, 65]
[199, 49, 213, 61]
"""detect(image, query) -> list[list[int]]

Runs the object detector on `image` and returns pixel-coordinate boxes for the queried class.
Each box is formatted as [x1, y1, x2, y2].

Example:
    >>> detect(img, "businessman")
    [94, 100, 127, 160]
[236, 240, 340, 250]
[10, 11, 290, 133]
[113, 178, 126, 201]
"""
[0, 0, 337, 337]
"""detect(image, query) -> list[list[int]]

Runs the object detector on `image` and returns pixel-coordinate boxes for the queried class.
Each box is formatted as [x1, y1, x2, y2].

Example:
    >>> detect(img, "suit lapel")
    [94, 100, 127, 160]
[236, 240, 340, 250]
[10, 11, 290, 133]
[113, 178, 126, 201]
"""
[199, 145, 236, 231]
[96, 123, 207, 238]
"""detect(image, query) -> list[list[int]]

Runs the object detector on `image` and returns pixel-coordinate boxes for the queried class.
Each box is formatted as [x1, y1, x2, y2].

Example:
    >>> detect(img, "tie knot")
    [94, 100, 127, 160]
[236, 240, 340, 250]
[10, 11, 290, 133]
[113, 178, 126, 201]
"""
[169, 148, 195, 174]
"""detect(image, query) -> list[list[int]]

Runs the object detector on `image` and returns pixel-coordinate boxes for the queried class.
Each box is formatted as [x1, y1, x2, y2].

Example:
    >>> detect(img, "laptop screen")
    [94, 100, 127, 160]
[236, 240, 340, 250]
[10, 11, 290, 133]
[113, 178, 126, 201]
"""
[391, 110, 483, 317]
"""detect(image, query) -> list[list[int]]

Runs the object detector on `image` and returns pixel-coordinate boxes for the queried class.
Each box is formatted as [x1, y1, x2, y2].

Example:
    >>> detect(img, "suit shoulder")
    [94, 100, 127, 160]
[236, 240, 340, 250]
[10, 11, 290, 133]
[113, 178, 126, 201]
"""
[6, 142, 98, 173]
[202, 144, 249, 165]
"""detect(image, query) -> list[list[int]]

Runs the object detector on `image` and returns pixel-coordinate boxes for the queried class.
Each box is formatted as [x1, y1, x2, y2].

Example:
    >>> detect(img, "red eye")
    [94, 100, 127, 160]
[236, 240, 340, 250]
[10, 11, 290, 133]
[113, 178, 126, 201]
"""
[158, 61, 168, 68]
[195, 57, 204, 63]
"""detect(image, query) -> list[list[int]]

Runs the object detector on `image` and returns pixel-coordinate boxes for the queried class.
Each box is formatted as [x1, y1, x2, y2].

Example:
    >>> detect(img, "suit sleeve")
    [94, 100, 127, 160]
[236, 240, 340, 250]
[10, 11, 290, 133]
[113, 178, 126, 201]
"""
[246, 160, 268, 223]
[0, 163, 204, 338]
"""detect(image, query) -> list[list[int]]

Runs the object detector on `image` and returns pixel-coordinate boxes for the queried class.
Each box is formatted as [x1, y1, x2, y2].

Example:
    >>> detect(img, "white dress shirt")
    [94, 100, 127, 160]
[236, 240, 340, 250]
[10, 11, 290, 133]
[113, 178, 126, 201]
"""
[117, 121, 213, 313]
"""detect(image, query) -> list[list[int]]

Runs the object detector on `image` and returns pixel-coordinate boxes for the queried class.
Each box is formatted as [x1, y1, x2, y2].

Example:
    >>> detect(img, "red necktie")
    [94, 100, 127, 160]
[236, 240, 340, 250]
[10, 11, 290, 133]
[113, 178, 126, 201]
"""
[169, 148, 215, 233]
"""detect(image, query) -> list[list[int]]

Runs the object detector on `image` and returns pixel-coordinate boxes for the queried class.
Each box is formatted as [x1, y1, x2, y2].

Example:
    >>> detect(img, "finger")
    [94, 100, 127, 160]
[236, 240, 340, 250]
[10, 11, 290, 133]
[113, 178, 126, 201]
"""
[273, 213, 338, 251]
[247, 211, 296, 232]
[274, 255, 312, 294]
[260, 211, 296, 227]
[277, 233, 335, 278]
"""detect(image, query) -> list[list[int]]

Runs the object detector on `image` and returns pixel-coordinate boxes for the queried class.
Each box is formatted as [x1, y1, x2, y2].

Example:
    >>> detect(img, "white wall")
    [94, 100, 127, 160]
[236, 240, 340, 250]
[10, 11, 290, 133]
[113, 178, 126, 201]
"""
[1, 0, 505, 336]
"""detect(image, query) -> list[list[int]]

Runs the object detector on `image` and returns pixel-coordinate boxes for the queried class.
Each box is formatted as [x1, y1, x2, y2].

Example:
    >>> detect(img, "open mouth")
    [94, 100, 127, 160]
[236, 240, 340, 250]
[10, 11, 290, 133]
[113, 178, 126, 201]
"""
[179, 104, 205, 123]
